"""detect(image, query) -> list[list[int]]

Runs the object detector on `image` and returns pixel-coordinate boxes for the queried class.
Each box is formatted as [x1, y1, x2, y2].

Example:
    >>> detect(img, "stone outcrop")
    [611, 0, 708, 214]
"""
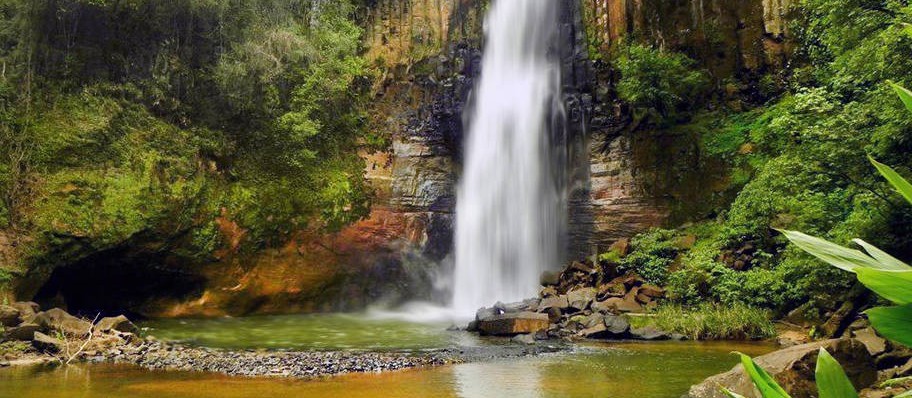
[688, 339, 877, 398]
[476, 312, 551, 336]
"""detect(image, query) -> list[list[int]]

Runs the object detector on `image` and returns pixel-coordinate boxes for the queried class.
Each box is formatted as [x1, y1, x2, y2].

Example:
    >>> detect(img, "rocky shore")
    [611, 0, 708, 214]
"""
[467, 247, 680, 342]
[1, 302, 454, 378]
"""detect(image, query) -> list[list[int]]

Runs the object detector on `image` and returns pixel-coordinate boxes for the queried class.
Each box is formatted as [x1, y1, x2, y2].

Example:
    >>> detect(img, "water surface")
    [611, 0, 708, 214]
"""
[0, 341, 773, 398]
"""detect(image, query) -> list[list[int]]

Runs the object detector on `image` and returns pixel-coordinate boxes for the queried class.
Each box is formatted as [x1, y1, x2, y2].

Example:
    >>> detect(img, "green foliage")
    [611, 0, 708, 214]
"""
[615, 43, 709, 125]
[779, 87, 912, 349]
[618, 228, 679, 285]
[726, 348, 859, 398]
[0, 0, 374, 271]
[629, 303, 776, 340]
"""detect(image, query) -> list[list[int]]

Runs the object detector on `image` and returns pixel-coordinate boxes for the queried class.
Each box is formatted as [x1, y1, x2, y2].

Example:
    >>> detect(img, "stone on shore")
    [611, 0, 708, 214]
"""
[851, 328, 886, 356]
[4, 323, 40, 341]
[9, 302, 39, 323]
[687, 339, 877, 398]
[629, 327, 669, 341]
[96, 315, 139, 334]
[32, 332, 64, 354]
[0, 305, 20, 327]
[567, 288, 597, 311]
[540, 271, 561, 286]
[32, 308, 93, 337]
[539, 296, 569, 311]
[477, 312, 550, 336]
[604, 315, 630, 335]
[597, 297, 642, 313]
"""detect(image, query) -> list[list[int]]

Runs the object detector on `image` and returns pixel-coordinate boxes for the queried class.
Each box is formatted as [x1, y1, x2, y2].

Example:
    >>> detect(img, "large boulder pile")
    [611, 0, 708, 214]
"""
[469, 255, 674, 341]
[0, 302, 140, 358]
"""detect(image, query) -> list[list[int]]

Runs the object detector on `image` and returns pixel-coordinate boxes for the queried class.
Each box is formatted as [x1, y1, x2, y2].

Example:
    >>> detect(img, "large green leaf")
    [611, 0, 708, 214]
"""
[852, 239, 912, 271]
[896, 390, 912, 398]
[735, 352, 792, 398]
[778, 230, 885, 272]
[815, 348, 859, 398]
[870, 157, 912, 206]
[721, 388, 748, 398]
[855, 269, 912, 305]
[866, 304, 912, 348]
[890, 82, 912, 114]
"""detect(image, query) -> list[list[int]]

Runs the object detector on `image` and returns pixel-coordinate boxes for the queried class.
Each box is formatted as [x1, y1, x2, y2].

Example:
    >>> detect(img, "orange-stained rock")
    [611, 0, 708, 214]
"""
[477, 312, 550, 336]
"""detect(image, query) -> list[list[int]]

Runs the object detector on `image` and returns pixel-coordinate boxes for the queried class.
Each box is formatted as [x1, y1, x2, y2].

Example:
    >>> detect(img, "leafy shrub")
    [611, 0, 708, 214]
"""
[615, 43, 709, 124]
[619, 228, 680, 285]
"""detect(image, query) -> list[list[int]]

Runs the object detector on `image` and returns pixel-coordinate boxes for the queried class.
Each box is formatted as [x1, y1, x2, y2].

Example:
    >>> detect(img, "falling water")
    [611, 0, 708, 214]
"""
[452, 0, 563, 315]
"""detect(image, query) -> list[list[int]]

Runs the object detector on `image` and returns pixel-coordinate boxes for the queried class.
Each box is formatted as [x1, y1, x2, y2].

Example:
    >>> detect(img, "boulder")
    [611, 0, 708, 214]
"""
[582, 313, 605, 329]
[629, 326, 670, 341]
[476, 307, 500, 321]
[540, 271, 561, 286]
[540, 286, 558, 298]
[569, 261, 596, 274]
[539, 296, 569, 311]
[32, 332, 63, 354]
[544, 307, 562, 323]
[635, 292, 653, 304]
[512, 333, 536, 345]
[32, 308, 93, 337]
[477, 312, 550, 336]
[567, 288, 597, 311]
[9, 302, 39, 322]
[604, 314, 630, 335]
[0, 305, 20, 327]
[4, 323, 40, 341]
[687, 339, 877, 398]
[598, 283, 627, 298]
[608, 238, 630, 257]
[598, 297, 643, 313]
[852, 328, 886, 356]
[95, 315, 139, 334]
[638, 285, 665, 298]
[580, 323, 609, 338]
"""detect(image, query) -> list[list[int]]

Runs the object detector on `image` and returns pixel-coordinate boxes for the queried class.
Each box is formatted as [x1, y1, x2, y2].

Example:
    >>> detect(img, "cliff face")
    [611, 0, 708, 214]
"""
[16, 0, 794, 316]
[175, 0, 795, 315]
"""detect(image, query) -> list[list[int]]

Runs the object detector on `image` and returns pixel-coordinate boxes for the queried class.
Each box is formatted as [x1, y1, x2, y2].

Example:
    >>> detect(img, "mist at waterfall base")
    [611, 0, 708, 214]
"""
[372, 0, 565, 323]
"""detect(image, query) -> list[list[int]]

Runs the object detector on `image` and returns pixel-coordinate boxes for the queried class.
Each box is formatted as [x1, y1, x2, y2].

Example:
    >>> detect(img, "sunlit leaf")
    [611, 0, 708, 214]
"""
[815, 348, 859, 398]
[852, 239, 912, 271]
[721, 387, 748, 398]
[870, 157, 912, 206]
[895, 390, 912, 398]
[866, 305, 912, 348]
[778, 230, 884, 272]
[855, 269, 912, 305]
[735, 352, 792, 398]
[890, 82, 912, 114]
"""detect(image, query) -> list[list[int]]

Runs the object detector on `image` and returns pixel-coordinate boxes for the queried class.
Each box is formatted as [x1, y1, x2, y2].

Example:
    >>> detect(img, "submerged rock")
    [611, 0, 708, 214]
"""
[687, 339, 877, 398]
[477, 312, 550, 336]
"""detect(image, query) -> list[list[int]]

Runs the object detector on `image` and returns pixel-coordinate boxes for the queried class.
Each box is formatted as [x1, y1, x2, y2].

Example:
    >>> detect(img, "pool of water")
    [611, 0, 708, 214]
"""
[0, 314, 776, 397]
[0, 341, 773, 398]
[141, 313, 460, 352]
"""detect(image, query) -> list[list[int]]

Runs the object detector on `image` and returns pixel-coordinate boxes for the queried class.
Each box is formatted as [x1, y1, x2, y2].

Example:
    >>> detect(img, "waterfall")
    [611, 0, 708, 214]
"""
[451, 0, 564, 315]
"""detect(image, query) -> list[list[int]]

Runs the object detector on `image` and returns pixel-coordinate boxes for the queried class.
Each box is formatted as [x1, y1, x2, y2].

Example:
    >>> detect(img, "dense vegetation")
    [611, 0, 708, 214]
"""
[612, 0, 912, 322]
[0, 0, 375, 292]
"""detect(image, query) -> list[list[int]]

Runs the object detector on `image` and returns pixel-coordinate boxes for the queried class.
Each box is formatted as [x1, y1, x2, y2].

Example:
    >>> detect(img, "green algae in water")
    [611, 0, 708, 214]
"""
[142, 314, 458, 351]
[0, 341, 775, 398]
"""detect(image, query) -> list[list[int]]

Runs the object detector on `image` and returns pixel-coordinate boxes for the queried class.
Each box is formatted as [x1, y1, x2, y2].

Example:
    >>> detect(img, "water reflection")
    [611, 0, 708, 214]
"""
[454, 359, 543, 398]
[0, 342, 775, 398]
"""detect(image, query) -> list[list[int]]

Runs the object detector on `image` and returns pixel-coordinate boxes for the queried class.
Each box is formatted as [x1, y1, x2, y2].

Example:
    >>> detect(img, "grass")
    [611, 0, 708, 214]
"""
[628, 302, 776, 340]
